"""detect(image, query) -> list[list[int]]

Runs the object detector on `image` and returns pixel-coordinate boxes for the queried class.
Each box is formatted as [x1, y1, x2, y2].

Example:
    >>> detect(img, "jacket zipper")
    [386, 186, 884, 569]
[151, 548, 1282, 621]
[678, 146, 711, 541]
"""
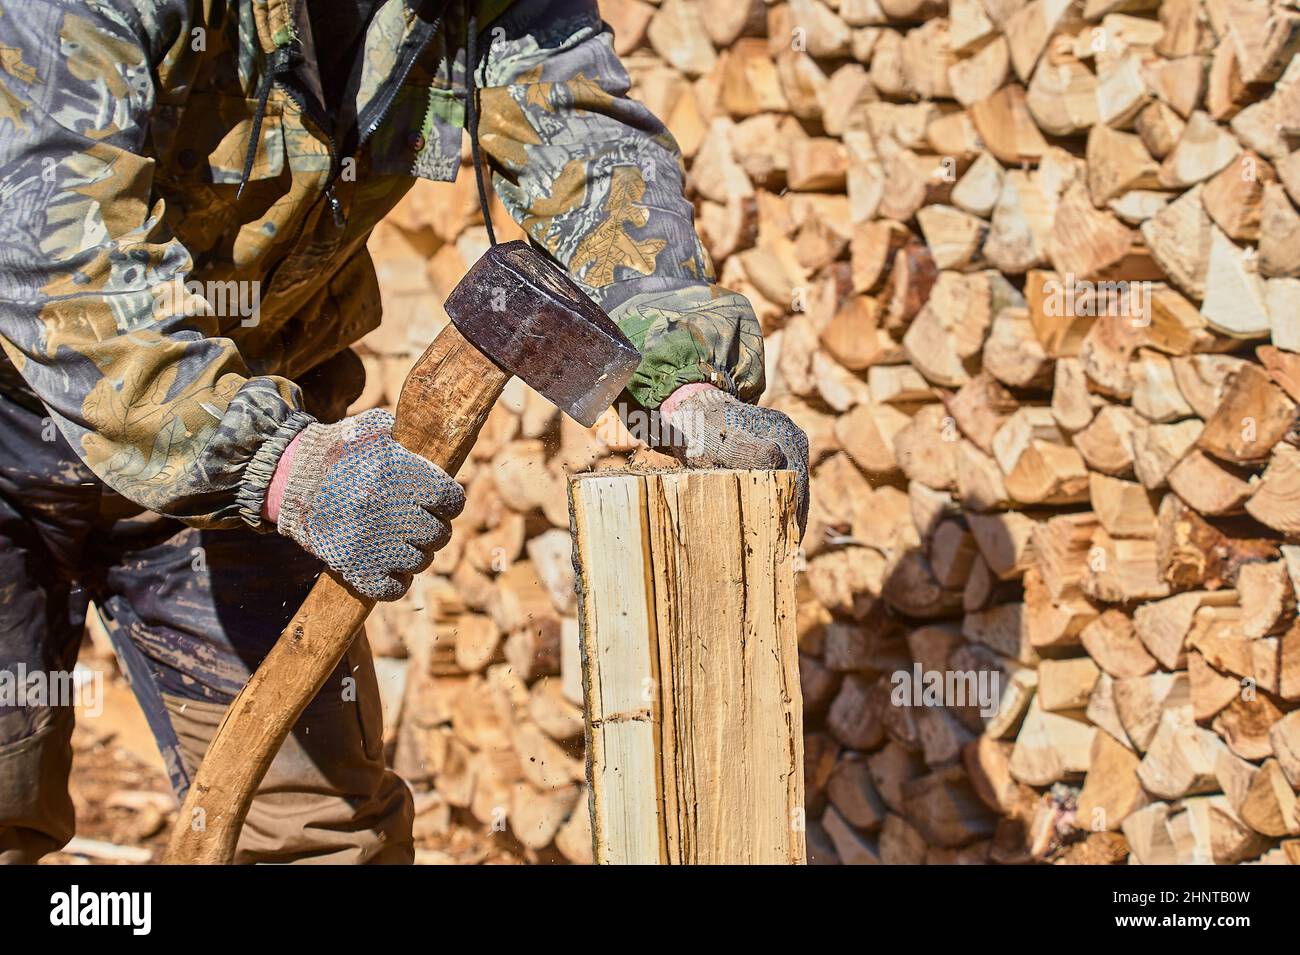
[262, 0, 460, 233]
[355, 0, 453, 151]
[274, 74, 346, 228]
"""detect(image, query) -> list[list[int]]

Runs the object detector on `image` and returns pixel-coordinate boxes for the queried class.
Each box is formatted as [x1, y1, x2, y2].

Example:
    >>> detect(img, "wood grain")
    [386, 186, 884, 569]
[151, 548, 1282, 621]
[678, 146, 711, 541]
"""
[571, 469, 805, 865]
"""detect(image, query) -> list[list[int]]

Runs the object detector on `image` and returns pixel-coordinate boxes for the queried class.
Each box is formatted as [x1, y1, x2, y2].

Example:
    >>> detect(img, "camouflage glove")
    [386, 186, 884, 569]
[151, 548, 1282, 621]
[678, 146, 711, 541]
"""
[664, 386, 810, 537]
[274, 409, 465, 601]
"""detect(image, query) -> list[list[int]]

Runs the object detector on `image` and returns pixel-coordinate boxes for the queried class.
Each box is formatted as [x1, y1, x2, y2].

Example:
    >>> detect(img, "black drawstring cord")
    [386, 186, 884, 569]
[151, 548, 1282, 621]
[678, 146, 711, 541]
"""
[237, 47, 292, 201]
[465, 0, 496, 246]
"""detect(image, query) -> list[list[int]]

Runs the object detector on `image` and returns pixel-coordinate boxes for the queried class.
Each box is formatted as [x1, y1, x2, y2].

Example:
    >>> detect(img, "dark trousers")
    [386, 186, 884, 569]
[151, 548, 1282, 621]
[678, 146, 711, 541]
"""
[0, 395, 412, 863]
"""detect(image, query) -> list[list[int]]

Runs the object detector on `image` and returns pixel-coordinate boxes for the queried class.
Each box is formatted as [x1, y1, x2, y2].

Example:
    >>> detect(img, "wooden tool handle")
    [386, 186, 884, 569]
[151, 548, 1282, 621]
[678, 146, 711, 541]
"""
[163, 323, 508, 864]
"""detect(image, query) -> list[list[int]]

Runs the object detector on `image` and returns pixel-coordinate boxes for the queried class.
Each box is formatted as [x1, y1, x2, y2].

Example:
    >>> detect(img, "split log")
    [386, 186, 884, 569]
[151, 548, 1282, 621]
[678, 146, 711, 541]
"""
[827, 754, 887, 833]
[1260, 344, 1300, 403]
[604, 0, 655, 54]
[1033, 512, 1102, 601]
[1115, 670, 1189, 752]
[1047, 183, 1136, 279]
[1141, 185, 1215, 298]
[1259, 182, 1300, 277]
[453, 615, 502, 673]
[1096, 53, 1151, 127]
[1135, 590, 1239, 670]
[1246, 444, 1300, 533]
[1202, 227, 1273, 339]
[718, 43, 790, 119]
[1080, 609, 1158, 678]
[1136, 100, 1187, 159]
[869, 742, 927, 817]
[916, 205, 990, 271]
[570, 470, 804, 864]
[820, 806, 879, 865]
[1083, 528, 1172, 603]
[1189, 649, 1243, 723]
[947, 373, 1020, 454]
[1008, 697, 1096, 786]
[1160, 111, 1242, 188]
[1172, 354, 1254, 420]
[983, 307, 1054, 388]
[1222, 1, 1300, 85]
[1038, 657, 1102, 712]
[1167, 450, 1254, 515]
[704, 0, 766, 47]
[1025, 566, 1098, 649]
[835, 402, 909, 478]
[1190, 361, 1294, 462]
[1076, 729, 1147, 832]
[1269, 710, 1300, 787]
[1136, 710, 1225, 799]
[967, 511, 1038, 579]
[902, 766, 998, 848]
[1131, 354, 1194, 430]
[1074, 405, 1143, 475]
[1087, 124, 1161, 205]
[950, 35, 1014, 108]
[647, 0, 718, 77]
[1202, 151, 1277, 241]
[1130, 419, 1205, 489]
[880, 239, 940, 333]
[1089, 472, 1159, 538]
[1214, 693, 1285, 761]
[1156, 492, 1279, 590]
[1239, 758, 1300, 836]
[850, 220, 912, 294]
[993, 407, 1090, 504]
[1004, 0, 1082, 82]
[903, 271, 1000, 385]
[985, 172, 1054, 274]
[963, 602, 1038, 666]
[1147, 53, 1206, 116]
[970, 84, 1051, 165]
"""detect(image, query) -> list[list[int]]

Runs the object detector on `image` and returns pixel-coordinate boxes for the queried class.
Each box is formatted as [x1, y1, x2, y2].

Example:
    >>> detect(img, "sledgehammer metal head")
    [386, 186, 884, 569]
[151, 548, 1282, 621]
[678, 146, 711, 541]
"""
[443, 240, 641, 427]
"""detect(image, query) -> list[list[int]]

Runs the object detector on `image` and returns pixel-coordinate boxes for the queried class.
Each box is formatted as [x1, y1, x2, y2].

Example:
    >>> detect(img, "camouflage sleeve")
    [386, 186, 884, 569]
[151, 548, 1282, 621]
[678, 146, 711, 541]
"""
[0, 0, 311, 528]
[476, 0, 764, 408]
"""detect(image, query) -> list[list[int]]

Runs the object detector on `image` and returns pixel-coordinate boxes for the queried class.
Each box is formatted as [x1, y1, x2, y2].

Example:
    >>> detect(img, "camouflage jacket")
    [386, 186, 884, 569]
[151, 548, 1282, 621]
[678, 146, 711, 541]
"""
[0, 0, 763, 528]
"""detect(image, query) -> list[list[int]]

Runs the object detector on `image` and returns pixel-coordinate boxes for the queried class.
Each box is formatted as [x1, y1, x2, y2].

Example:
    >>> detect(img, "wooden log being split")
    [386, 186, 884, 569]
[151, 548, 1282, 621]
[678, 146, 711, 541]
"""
[570, 470, 805, 865]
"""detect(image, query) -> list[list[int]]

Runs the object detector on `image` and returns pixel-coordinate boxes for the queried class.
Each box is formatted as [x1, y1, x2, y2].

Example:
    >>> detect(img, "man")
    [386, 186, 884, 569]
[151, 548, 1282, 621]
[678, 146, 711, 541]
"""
[0, 0, 808, 863]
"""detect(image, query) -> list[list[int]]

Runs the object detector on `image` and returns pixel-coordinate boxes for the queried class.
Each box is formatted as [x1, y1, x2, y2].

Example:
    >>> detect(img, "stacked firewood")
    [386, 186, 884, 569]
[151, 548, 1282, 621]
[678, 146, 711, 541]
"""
[360, 0, 1300, 864]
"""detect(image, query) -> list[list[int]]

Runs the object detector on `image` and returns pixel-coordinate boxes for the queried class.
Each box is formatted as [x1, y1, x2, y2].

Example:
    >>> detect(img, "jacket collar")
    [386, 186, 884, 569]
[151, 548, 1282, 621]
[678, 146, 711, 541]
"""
[249, 0, 442, 53]
[249, 0, 444, 127]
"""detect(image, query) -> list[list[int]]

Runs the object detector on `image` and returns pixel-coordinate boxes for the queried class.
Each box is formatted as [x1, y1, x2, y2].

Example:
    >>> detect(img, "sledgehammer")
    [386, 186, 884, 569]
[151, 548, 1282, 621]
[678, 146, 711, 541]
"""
[164, 241, 640, 864]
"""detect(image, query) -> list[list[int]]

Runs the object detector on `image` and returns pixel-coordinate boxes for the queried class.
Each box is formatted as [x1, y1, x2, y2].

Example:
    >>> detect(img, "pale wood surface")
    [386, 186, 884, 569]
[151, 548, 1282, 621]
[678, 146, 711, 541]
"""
[570, 470, 805, 865]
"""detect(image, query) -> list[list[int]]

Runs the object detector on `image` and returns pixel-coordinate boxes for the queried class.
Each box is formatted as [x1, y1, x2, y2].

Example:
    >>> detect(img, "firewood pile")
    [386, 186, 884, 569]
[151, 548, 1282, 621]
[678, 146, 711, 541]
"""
[359, 0, 1300, 864]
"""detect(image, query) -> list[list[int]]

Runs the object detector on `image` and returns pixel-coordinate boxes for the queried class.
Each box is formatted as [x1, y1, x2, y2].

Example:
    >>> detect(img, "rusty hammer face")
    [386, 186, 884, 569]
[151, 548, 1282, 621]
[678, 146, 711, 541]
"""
[442, 240, 641, 426]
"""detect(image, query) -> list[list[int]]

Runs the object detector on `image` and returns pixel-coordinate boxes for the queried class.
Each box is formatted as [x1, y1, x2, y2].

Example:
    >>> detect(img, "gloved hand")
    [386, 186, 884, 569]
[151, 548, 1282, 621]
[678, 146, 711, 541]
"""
[661, 384, 810, 536]
[268, 409, 465, 601]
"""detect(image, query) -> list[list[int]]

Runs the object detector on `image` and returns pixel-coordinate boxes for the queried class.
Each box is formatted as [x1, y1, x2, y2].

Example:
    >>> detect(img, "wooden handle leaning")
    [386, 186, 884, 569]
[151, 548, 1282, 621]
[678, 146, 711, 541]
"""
[163, 323, 508, 864]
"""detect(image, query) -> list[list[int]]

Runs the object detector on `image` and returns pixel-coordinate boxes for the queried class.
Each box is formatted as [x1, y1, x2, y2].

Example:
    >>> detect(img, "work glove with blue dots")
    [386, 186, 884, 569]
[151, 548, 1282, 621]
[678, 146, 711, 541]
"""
[277, 409, 465, 601]
[666, 389, 810, 538]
